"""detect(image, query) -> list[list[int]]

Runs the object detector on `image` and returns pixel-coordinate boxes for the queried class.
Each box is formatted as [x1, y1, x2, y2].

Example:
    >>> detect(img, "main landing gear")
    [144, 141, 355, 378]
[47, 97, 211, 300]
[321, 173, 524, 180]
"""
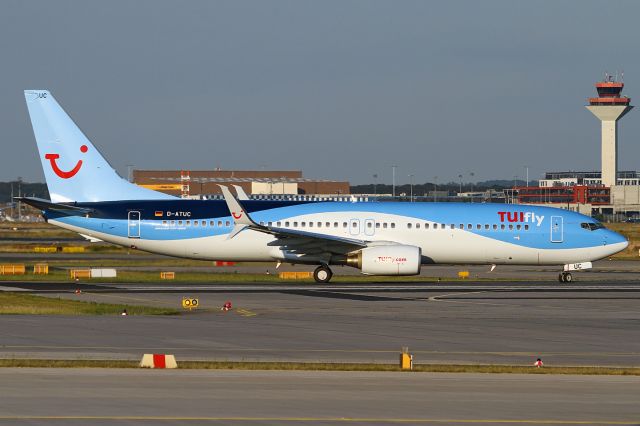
[558, 272, 573, 283]
[313, 265, 333, 283]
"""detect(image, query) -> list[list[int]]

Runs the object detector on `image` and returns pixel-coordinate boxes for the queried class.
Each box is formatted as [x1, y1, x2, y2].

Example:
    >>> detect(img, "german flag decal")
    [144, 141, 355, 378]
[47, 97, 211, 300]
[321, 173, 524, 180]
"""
[154, 211, 163, 217]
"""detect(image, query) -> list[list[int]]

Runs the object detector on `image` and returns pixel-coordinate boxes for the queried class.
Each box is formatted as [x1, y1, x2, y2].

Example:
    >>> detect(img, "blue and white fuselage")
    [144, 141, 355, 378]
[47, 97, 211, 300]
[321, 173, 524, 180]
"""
[21, 90, 628, 283]
[45, 199, 626, 266]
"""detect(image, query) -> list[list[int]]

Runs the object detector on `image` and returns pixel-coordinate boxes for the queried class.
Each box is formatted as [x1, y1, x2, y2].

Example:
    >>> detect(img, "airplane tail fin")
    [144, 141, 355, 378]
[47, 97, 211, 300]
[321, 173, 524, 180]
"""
[24, 90, 175, 202]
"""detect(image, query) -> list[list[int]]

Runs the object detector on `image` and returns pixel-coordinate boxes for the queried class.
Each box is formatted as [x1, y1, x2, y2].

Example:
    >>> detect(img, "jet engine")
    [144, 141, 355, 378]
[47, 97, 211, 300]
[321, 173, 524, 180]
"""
[346, 245, 421, 275]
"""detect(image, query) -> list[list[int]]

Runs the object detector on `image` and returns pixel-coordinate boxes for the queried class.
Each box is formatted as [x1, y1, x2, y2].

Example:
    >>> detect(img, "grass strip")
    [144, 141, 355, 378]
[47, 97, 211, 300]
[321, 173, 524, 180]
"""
[0, 293, 179, 315]
[0, 359, 638, 375]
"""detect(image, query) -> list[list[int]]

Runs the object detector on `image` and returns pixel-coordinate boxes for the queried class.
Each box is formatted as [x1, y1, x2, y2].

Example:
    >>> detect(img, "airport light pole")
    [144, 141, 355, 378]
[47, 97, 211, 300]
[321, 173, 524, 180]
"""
[392, 165, 398, 198]
[458, 174, 463, 194]
[373, 174, 378, 195]
[525, 166, 529, 187]
[17, 179, 22, 221]
[433, 176, 437, 202]
[409, 174, 414, 202]
[469, 171, 475, 203]
[10, 182, 13, 219]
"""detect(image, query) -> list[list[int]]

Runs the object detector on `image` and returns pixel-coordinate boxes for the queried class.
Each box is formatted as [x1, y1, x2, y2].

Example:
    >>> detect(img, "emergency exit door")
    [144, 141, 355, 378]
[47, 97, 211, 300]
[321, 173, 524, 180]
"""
[128, 211, 141, 238]
[550, 216, 563, 243]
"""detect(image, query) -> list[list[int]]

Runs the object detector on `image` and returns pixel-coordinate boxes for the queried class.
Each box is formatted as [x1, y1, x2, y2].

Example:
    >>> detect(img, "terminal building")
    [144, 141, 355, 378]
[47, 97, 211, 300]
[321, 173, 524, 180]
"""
[514, 74, 638, 219]
[133, 169, 351, 199]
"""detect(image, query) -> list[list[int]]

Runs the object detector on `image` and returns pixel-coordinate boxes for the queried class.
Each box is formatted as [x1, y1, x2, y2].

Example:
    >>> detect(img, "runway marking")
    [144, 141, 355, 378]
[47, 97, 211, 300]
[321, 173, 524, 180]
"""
[0, 286, 29, 292]
[45, 284, 640, 292]
[427, 291, 506, 306]
[0, 416, 636, 424]
[235, 308, 257, 317]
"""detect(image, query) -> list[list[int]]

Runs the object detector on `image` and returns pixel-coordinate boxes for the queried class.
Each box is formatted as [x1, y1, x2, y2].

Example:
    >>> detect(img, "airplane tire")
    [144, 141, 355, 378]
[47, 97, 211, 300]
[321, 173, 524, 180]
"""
[564, 272, 572, 283]
[314, 265, 333, 283]
[558, 273, 565, 283]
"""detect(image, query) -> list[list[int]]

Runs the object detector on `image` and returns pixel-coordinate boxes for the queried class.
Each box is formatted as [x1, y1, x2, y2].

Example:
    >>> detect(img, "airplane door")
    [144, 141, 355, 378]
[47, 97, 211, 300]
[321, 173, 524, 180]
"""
[364, 219, 375, 236]
[128, 211, 141, 238]
[550, 215, 563, 243]
[349, 219, 360, 236]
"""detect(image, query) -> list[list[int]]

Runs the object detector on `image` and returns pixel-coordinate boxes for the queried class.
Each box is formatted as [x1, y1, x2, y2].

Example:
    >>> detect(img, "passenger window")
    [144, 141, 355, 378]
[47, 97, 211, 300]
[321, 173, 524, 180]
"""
[500, 224, 505, 230]
[317, 222, 322, 228]
[186, 221, 191, 226]
[425, 223, 430, 229]
[162, 220, 167, 226]
[178, 220, 183, 226]
[416, 223, 420, 229]
[367, 222, 372, 228]
[210, 221, 215, 227]
[285, 221, 289, 227]
[467, 224, 472, 229]
[407, 223, 412, 229]
[277, 221, 281, 227]
[301, 222, 306, 227]
[450, 224, 455, 229]
[326, 222, 330, 227]
[391, 223, 396, 229]
[293, 222, 298, 227]
[476, 224, 481, 230]
[308, 222, 313, 228]
[516, 224, 521, 230]
[383, 223, 388, 229]
[202, 221, 206, 227]
[524, 224, 529, 230]
[171, 220, 175, 226]
[493, 224, 497, 230]
[260, 221, 265, 226]
[268, 222, 273, 227]
[484, 224, 489, 230]
[333, 222, 338, 228]
[218, 221, 223, 227]
[460, 224, 464, 229]
[375, 223, 380, 229]
[508, 224, 513, 230]
[193, 221, 198, 226]
[343, 222, 348, 228]
[225, 221, 230, 227]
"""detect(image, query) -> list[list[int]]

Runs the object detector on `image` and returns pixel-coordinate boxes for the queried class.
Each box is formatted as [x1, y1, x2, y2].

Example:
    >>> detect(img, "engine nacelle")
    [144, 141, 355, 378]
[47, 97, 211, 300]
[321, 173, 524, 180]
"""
[347, 245, 421, 276]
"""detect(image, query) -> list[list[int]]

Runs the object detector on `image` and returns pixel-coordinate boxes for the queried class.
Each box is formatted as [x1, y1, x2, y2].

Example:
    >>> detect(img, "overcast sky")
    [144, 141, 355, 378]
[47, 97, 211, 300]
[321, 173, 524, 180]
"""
[2, 1, 639, 185]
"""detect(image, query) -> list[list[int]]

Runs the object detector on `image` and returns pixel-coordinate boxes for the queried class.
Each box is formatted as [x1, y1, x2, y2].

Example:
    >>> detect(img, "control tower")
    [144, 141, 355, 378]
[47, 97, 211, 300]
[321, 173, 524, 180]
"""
[586, 74, 633, 187]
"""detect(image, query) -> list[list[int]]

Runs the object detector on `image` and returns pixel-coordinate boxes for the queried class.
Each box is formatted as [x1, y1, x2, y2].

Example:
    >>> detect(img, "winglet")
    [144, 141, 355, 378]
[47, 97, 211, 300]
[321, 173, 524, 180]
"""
[219, 185, 257, 227]
[232, 185, 250, 201]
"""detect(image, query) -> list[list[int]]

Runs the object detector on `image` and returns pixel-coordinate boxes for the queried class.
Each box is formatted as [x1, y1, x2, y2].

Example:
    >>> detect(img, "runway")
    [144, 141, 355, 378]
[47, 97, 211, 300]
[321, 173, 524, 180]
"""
[1, 368, 639, 425]
[1, 280, 639, 366]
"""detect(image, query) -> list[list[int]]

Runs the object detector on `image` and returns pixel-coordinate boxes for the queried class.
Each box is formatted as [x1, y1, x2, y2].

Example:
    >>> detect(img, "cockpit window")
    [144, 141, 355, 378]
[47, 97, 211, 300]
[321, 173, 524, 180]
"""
[581, 222, 605, 231]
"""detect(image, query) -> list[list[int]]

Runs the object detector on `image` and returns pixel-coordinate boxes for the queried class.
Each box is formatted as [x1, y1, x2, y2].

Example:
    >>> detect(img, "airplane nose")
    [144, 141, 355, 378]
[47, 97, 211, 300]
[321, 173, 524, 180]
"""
[605, 230, 628, 249]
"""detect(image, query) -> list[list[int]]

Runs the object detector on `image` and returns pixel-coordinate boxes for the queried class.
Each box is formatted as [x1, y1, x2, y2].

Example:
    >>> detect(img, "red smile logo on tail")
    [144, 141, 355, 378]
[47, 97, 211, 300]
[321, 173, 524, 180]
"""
[45, 145, 88, 179]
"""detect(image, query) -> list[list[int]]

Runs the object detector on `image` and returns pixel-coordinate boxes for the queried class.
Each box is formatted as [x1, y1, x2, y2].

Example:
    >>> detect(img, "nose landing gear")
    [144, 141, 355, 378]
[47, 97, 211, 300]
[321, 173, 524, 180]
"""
[313, 265, 333, 283]
[558, 272, 573, 283]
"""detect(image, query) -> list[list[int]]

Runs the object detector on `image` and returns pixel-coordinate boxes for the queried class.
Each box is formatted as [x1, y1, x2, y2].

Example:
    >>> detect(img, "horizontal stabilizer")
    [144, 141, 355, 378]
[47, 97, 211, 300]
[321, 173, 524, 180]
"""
[16, 197, 93, 215]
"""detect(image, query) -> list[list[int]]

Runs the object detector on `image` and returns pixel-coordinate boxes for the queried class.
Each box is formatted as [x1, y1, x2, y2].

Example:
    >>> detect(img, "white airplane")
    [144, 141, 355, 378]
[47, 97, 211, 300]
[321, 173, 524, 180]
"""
[19, 90, 628, 283]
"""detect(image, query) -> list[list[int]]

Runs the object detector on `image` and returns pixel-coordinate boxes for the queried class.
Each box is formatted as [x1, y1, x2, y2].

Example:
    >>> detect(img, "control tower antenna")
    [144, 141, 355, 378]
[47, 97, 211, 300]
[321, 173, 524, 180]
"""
[586, 73, 633, 187]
